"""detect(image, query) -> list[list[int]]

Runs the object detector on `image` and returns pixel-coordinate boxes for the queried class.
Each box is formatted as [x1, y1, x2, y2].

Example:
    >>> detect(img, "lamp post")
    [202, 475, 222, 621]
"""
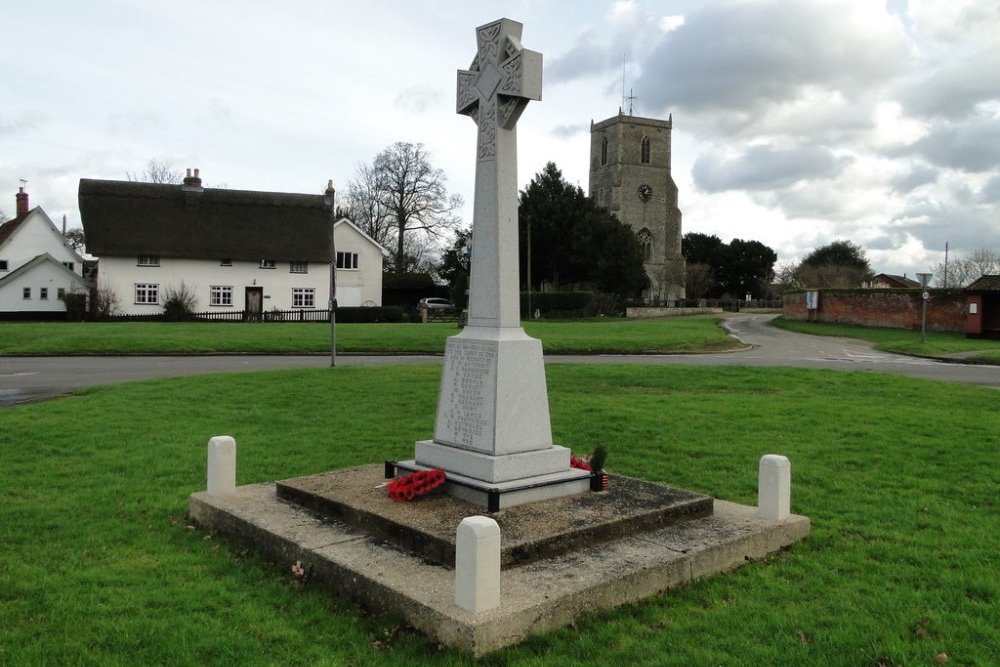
[916, 272, 932, 343]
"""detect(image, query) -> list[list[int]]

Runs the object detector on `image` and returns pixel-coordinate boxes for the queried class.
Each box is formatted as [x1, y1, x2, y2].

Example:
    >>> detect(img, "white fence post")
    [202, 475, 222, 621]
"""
[207, 436, 237, 496]
[455, 516, 501, 613]
[758, 454, 791, 520]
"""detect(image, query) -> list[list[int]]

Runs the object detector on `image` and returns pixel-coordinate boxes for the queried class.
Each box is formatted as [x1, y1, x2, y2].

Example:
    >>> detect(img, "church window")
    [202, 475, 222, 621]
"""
[601, 137, 608, 165]
[640, 136, 651, 164]
[638, 229, 653, 261]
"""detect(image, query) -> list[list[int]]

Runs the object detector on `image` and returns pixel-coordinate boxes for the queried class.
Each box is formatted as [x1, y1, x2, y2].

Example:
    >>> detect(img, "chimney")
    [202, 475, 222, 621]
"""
[15, 186, 29, 217]
[325, 179, 336, 210]
[62, 213, 67, 235]
[182, 167, 203, 188]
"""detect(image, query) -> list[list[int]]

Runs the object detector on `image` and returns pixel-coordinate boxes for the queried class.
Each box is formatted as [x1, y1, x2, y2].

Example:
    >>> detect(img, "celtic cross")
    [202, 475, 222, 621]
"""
[456, 19, 542, 328]
[457, 19, 542, 161]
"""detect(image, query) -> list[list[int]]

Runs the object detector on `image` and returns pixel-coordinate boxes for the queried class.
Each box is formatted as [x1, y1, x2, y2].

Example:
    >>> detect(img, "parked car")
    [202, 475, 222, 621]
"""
[417, 297, 455, 311]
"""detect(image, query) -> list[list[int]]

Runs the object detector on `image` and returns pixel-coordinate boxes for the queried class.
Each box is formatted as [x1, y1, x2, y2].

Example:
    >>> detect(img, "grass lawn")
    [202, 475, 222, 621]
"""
[772, 317, 1000, 363]
[0, 316, 739, 356]
[1, 365, 998, 665]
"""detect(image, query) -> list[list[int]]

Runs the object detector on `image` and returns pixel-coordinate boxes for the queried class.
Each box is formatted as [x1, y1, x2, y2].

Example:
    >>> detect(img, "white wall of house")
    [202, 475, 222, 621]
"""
[334, 219, 385, 307]
[0, 209, 84, 276]
[0, 259, 84, 312]
[98, 257, 336, 314]
[93, 217, 386, 315]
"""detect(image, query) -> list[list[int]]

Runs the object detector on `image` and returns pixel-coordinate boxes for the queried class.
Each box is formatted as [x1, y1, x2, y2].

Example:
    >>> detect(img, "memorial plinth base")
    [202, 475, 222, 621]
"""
[189, 464, 810, 656]
[394, 456, 591, 511]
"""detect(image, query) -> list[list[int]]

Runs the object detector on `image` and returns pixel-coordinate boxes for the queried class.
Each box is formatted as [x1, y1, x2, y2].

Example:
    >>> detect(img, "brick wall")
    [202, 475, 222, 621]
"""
[783, 289, 966, 332]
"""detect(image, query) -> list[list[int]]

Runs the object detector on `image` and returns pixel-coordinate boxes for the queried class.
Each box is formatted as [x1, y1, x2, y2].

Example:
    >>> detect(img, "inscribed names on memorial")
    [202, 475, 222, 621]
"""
[436, 341, 497, 451]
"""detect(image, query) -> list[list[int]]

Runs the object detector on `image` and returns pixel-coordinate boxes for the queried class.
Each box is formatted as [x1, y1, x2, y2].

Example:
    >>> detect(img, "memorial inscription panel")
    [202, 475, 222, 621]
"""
[435, 340, 498, 452]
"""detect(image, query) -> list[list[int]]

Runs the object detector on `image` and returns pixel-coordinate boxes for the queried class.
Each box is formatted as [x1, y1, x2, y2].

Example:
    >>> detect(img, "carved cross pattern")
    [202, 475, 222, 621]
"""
[457, 19, 542, 159]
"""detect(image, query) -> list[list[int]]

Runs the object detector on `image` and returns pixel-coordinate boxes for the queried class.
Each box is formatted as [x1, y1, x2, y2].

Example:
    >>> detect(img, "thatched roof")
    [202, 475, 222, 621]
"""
[79, 179, 334, 262]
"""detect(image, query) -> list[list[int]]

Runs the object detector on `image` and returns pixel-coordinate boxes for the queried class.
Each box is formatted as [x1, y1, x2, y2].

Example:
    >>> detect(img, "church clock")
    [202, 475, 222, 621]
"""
[637, 184, 653, 202]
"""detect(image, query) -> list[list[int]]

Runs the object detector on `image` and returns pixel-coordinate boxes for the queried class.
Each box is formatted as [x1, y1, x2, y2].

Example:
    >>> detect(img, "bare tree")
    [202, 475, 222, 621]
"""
[345, 162, 393, 248]
[0, 207, 8, 223]
[126, 157, 182, 184]
[64, 228, 86, 252]
[347, 142, 462, 272]
[931, 247, 1000, 287]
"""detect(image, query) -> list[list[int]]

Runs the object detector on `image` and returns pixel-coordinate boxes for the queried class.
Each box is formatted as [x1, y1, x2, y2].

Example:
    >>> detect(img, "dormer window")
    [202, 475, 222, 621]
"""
[290, 261, 308, 274]
[640, 136, 651, 164]
[220, 258, 233, 266]
[260, 259, 276, 269]
[0, 260, 8, 271]
[137, 255, 160, 267]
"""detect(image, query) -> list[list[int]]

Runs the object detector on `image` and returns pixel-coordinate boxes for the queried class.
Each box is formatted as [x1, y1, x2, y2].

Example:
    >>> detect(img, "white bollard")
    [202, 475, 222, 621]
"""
[207, 436, 237, 496]
[758, 454, 791, 520]
[455, 516, 501, 613]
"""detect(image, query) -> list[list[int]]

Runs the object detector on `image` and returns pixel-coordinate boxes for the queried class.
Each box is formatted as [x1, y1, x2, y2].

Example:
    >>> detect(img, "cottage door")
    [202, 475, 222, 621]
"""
[245, 286, 263, 322]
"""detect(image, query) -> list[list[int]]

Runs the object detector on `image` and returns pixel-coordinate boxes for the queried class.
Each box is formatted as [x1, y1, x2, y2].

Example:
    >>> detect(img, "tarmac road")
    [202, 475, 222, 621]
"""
[1, 314, 997, 406]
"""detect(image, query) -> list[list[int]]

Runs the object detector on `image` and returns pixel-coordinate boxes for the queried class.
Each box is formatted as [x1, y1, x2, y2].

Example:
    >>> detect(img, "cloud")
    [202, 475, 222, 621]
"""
[980, 175, 1000, 203]
[546, 29, 612, 83]
[393, 86, 443, 114]
[550, 123, 588, 139]
[891, 163, 938, 193]
[898, 48, 1000, 120]
[692, 143, 848, 193]
[904, 113, 1000, 172]
[636, 0, 910, 132]
[0, 109, 48, 135]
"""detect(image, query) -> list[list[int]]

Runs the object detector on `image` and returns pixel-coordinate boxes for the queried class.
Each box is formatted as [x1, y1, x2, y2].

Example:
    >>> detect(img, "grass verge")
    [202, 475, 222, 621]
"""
[1, 365, 998, 665]
[771, 317, 1000, 363]
[0, 317, 739, 356]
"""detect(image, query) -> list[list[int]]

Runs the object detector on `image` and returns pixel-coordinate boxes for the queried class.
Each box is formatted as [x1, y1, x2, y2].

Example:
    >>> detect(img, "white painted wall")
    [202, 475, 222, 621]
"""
[0, 209, 84, 276]
[95, 217, 386, 315]
[334, 220, 385, 307]
[0, 260, 84, 312]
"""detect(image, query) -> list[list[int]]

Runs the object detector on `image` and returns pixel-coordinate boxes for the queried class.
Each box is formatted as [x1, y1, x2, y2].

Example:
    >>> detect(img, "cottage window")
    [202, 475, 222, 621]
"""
[57, 288, 66, 300]
[63, 262, 75, 272]
[0, 260, 8, 271]
[336, 252, 359, 270]
[640, 136, 651, 164]
[220, 258, 233, 266]
[137, 255, 160, 267]
[260, 259, 277, 269]
[292, 287, 315, 308]
[40, 287, 49, 300]
[290, 261, 308, 274]
[210, 285, 234, 307]
[23, 287, 31, 300]
[135, 283, 159, 305]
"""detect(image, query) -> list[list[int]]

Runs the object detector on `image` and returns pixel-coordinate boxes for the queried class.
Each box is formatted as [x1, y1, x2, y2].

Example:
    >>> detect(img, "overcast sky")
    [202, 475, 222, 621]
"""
[3, 0, 998, 276]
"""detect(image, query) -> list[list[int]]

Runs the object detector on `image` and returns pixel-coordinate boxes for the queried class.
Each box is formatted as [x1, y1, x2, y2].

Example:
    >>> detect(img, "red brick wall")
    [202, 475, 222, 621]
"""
[783, 289, 966, 332]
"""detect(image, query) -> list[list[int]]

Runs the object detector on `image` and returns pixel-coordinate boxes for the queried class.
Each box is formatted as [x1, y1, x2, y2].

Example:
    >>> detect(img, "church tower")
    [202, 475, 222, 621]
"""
[589, 111, 685, 302]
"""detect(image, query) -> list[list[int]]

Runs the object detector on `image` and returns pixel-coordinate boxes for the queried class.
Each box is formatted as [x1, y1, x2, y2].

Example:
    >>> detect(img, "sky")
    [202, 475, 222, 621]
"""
[3, 0, 999, 277]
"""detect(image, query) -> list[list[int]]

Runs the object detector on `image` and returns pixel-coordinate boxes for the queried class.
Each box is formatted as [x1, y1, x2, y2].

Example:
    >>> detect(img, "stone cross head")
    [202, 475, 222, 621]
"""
[457, 18, 542, 160]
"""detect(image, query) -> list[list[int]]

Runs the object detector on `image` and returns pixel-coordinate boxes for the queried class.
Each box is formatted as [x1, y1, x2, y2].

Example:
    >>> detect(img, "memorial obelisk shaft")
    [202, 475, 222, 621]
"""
[413, 20, 586, 502]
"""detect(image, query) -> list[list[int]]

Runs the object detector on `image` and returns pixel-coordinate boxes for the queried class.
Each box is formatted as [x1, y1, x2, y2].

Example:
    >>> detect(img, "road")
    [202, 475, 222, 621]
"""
[1, 314, 997, 406]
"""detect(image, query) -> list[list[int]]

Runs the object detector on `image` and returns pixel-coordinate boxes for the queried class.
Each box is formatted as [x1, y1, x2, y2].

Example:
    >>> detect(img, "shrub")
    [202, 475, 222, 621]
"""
[335, 306, 404, 323]
[162, 283, 197, 322]
[520, 292, 593, 318]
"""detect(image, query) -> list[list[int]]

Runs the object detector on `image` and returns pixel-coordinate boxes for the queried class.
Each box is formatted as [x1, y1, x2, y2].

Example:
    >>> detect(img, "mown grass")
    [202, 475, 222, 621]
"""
[772, 317, 1000, 363]
[2, 365, 998, 665]
[0, 317, 738, 356]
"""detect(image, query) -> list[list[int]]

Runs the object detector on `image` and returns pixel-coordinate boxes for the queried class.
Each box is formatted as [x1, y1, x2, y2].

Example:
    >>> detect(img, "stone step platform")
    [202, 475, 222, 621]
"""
[274, 464, 714, 568]
[189, 475, 810, 656]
